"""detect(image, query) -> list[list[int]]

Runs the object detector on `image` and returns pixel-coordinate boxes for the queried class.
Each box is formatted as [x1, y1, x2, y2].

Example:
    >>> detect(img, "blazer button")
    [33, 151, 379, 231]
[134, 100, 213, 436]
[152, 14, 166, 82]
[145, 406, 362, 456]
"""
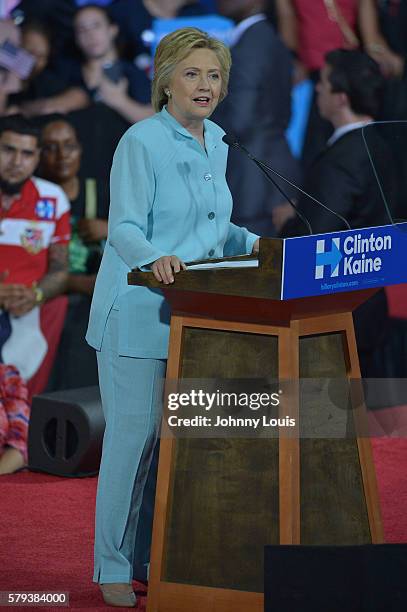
[208, 212, 215, 220]
[208, 249, 215, 256]
[204, 173, 212, 181]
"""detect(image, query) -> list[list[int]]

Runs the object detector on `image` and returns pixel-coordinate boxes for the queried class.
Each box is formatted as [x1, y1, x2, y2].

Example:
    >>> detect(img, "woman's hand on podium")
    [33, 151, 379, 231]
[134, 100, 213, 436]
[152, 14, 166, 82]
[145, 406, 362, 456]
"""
[151, 255, 186, 284]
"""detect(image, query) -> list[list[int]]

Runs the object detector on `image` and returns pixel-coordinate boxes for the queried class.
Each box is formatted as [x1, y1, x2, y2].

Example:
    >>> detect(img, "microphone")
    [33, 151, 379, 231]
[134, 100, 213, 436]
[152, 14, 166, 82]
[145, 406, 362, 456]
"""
[222, 133, 312, 235]
[223, 134, 351, 232]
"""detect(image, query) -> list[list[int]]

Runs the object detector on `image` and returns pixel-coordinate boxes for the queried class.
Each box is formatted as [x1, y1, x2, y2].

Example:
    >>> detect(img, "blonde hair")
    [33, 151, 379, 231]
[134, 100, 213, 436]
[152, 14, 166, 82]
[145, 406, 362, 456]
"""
[152, 27, 231, 112]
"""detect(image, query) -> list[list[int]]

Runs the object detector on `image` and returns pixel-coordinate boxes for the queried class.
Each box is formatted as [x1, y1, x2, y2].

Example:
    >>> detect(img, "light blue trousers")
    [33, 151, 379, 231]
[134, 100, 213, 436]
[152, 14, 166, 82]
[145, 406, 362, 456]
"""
[93, 308, 166, 583]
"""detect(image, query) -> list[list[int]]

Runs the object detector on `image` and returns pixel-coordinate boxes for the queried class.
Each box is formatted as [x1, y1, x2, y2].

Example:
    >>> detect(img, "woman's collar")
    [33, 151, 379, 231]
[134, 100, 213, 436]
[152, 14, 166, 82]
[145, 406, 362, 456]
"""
[160, 105, 217, 151]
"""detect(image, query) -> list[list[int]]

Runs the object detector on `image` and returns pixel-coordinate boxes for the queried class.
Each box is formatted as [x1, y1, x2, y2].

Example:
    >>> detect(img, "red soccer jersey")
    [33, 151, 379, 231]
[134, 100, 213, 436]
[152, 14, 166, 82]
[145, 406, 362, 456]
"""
[0, 177, 71, 286]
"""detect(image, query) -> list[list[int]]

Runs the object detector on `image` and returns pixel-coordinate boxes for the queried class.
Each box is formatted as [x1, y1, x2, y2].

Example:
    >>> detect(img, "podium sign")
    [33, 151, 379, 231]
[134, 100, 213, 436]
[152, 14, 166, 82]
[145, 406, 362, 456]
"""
[282, 222, 407, 299]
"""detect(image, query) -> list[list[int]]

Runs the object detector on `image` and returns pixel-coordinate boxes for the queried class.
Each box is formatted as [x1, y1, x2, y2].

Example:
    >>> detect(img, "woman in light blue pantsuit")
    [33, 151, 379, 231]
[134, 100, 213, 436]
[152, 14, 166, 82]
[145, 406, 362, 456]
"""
[86, 27, 259, 607]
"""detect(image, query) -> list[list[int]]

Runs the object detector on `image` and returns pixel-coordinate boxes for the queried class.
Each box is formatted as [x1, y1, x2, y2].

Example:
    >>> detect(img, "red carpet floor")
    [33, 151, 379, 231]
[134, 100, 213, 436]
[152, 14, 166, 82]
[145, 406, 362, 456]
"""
[0, 438, 406, 611]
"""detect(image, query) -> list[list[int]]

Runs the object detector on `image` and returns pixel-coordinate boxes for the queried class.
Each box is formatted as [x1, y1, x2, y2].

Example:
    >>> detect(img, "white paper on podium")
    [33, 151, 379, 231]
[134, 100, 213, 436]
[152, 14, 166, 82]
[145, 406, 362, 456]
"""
[186, 259, 259, 270]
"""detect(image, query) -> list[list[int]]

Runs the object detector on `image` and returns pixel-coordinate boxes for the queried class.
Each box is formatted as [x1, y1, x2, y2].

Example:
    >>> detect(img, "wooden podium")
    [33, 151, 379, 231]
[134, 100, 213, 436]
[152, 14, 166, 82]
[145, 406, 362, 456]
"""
[128, 237, 384, 612]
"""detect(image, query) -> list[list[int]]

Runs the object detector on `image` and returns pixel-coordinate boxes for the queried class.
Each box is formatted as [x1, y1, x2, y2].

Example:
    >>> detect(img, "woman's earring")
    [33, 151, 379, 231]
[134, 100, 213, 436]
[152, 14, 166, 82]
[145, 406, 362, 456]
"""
[166, 90, 171, 98]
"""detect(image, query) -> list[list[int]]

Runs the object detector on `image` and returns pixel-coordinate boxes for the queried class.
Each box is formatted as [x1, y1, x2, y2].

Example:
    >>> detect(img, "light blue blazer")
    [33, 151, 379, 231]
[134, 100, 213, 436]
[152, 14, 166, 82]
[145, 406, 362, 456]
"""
[86, 106, 258, 359]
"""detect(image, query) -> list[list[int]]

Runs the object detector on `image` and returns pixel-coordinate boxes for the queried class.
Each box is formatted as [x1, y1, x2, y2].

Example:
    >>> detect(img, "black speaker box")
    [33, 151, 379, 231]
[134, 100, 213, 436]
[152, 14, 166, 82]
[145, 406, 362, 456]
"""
[265, 544, 407, 612]
[28, 386, 105, 477]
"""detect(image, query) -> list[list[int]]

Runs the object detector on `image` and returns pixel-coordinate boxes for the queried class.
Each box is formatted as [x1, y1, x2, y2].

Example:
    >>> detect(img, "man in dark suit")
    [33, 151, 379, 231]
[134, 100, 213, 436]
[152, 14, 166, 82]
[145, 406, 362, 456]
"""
[279, 49, 395, 381]
[214, 0, 300, 236]
[278, 49, 393, 236]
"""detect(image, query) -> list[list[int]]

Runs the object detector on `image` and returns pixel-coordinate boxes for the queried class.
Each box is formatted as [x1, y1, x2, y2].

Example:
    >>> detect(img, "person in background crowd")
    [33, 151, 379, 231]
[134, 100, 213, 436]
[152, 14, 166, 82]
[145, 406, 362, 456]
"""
[12, 0, 77, 60]
[277, 49, 391, 234]
[86, 27, 259, 607]
[275, 0, 403, 164]
[278, 49, 394, 381]
[276, 0, 402, 80]
[8, 21, 86, 116]
[63, 4, 153, 123]
[376, 0, 407, 119]
[377, 0, 407, 61]
[109, 0, 210, 73]
[40, 116, 109, 390]
[214, 0, 300, 236]
[40, 117, 108, 297]
[9, 5, 153, 121]
[21, 22, 58, 85]
[1, 12, 86, 117]
[0, 19, 23, 115]
[0, 363, 30, 474]
[0, 115, 70, 397]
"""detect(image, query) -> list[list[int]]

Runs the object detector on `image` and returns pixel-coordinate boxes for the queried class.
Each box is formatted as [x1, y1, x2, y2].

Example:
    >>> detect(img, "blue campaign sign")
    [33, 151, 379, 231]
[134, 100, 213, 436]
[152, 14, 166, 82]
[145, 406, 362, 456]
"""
[281, 223, 407, 300]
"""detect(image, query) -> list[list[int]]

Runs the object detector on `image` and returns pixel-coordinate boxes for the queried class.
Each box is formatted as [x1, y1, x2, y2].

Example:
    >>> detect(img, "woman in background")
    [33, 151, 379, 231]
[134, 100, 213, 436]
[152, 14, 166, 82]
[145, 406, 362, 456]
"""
[40, 117, 109, 390]
[68, 4, 153, 123]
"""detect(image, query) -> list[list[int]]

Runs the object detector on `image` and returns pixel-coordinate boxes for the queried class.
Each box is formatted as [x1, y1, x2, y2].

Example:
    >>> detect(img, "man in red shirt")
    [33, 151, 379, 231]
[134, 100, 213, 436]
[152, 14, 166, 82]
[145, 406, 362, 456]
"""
[0, 115, 70, 400]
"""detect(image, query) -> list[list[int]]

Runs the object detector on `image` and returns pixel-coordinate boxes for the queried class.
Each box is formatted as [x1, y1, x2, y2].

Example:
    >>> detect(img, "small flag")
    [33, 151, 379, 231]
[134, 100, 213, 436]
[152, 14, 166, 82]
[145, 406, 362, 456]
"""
[0, 39, 35, 78]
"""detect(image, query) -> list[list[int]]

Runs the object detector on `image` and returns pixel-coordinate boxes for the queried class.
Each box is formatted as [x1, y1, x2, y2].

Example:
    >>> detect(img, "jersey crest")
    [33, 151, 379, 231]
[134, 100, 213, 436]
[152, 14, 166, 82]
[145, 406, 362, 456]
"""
[20, 224, 44, 254]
